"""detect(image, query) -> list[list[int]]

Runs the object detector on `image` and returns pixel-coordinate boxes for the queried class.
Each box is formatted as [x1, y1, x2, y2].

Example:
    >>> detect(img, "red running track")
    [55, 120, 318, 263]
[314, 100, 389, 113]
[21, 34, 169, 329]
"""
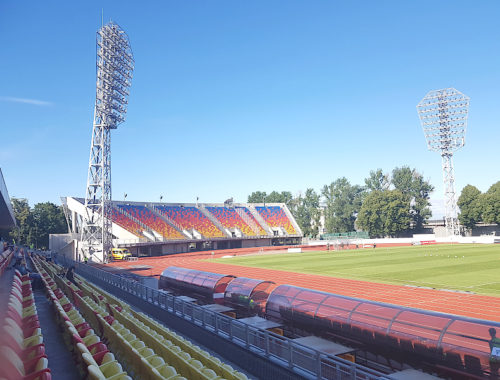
[103, 248, 500, 322]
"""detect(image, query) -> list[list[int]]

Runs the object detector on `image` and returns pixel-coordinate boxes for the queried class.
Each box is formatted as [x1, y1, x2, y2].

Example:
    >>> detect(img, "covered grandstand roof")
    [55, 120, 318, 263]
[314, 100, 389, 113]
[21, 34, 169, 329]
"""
[0, 169, 16, 229]
[159, 266, 236, 301]
[266, 284, 500, 368]
[224, 277, 275, 308]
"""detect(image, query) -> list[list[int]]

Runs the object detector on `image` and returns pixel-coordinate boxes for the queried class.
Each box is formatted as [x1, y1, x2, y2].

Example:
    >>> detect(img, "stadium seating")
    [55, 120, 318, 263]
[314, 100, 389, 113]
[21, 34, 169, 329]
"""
[44, 258, 248, 380]
[117, 205, 184, 240]
[206, 207, 255, 236]
[0, 263, 52, 380]
[111, 208, 145, 238]
[33, 258, 131, 380]
[255, 206, 296, 235]
[0, 246, 13, 276]
[236, 207, 267, 235]
[156, 206, 225, 238]
[34, 256, 251, 380]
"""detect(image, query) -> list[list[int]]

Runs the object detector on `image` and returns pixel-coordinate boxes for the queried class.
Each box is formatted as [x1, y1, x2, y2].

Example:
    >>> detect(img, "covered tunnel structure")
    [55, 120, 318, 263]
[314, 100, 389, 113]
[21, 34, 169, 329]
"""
[224, 277, 275, 312]
[266, 284, 500, 375]
[159, 266, 235, 302]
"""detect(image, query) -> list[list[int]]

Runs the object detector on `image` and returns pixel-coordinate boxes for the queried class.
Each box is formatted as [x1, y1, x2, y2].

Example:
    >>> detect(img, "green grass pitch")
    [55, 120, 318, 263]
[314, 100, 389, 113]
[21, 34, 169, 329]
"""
[214, 244, 500, 296]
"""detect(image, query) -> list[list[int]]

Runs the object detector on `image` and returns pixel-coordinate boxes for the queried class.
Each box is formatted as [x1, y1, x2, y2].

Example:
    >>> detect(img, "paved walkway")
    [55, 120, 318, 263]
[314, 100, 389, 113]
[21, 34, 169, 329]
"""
[33, 288, 80, 380]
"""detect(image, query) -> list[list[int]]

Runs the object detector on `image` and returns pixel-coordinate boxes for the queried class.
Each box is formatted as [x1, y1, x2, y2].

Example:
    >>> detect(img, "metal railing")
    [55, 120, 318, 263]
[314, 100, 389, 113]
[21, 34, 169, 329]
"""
[71, 260, 391, 380]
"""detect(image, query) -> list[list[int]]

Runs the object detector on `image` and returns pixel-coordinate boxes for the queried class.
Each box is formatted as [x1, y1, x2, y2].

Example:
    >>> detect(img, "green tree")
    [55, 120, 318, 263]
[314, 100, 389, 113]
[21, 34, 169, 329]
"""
[31, 202, 67, 249]
[266, 191, 293, 205]
[7, 198, 67, 249]
[457, 185, 483, 229]
[392, 166, 434, 230]
[9, 198, 33, 246]
[247, 191, 268, 203]
[357, 190, 411, 237]
[482, 181, 500, 225]
[364, 169, 390, 192]
[247, 191, 293, 206]
[322, 178, 365, 233]
[293, 189, 321, 237]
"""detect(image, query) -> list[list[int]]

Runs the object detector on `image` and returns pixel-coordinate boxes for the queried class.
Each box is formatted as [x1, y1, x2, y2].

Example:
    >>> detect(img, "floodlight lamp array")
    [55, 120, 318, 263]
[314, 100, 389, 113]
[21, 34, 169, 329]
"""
[417, 88, 469, 155]
[96, 22, 134, 129]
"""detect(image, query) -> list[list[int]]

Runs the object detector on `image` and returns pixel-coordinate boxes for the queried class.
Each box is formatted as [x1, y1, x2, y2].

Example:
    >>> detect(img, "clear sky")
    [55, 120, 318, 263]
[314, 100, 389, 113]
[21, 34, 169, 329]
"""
[1, 1, 499, 218]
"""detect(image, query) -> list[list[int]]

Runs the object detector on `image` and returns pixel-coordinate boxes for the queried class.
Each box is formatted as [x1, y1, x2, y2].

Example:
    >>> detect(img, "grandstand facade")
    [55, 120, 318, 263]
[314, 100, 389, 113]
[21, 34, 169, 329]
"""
[53, 197, 302, 260]
[0, 168, 15, 230]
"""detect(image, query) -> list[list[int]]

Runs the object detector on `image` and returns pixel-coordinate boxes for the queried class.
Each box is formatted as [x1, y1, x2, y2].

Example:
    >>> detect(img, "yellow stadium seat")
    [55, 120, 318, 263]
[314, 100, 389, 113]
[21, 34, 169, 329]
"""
[138, 347, 155, 358]
[147, 355, 165, 368]
[82, 352, 125, 378]
[155, 364, 177, 378]
[131, 340, 146, 350]
[4, 326, 43, 349]
[189, 359, 203, 370]
[201, 368, 219, 379]
[87, 364, 132, 380]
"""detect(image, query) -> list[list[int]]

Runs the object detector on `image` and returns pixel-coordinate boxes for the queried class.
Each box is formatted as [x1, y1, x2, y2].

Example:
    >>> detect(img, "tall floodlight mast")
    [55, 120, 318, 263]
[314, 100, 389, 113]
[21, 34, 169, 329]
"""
[81, 22, 134, 263]
[417, 88, 469, 237]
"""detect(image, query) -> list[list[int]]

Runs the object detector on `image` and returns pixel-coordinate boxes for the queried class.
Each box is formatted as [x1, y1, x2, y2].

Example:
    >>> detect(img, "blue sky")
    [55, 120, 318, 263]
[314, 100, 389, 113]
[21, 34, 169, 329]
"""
[1, 1, 499, 218]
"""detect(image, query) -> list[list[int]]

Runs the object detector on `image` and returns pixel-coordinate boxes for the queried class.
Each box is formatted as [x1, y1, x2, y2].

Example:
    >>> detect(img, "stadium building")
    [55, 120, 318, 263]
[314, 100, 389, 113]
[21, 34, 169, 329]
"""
[52, 197, 302, 260]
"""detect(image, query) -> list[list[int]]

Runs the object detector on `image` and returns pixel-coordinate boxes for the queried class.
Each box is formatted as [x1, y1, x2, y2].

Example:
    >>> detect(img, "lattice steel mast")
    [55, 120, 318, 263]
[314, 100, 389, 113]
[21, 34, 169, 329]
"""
[81, 22, 134, 262]
[417, 88, 469, 236]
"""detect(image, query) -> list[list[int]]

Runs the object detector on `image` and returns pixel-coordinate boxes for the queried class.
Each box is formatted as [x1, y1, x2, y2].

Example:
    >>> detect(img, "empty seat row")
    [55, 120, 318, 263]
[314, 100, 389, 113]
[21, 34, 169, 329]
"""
[0, 266, 51, 380]
[98, 310, 185, 380]
[33, 258, 131, 380]
[156, 206, 225, 238]
[255, 206, 296, 235]
[0, 246, 13, 276]
[39, 259, 185, 379]
[127, 308, 249, 380]
[69, 264, 249, 380]
[118, 205, 185, 240]
[235, 207, 267, 236]
[112, 208, 145, 237]
[206, 207, 256, 237]
[41, 258, 251, 380]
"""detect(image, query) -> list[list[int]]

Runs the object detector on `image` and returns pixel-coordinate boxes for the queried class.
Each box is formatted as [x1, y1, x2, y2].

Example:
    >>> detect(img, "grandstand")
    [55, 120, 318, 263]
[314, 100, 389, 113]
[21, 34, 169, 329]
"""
[53, 197, 302, 260]
[255, 206, 297, 235]
[0, 168, 15, 230]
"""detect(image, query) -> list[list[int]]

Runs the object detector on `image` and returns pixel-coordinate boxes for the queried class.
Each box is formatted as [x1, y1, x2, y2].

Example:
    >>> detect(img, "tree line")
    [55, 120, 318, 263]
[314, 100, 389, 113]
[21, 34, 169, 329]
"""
[457, 181, 500, 229]
[0, 198, 67, 249]
[248, 166, 436, 238]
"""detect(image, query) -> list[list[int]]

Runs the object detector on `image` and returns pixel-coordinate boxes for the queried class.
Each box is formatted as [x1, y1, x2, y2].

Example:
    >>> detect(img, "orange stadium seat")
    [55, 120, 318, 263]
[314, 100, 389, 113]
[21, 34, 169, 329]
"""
[156, 206, 225, 238]
[206, 207, 255, 236]
[111, 208, 144, 237]
[117, 205, 184, 240]
[255, 206, 296, 234]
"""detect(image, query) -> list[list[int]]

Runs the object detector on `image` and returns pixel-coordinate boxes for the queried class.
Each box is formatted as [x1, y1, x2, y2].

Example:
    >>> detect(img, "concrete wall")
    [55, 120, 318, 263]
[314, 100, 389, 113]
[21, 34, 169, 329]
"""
[469, 224, 500, 237]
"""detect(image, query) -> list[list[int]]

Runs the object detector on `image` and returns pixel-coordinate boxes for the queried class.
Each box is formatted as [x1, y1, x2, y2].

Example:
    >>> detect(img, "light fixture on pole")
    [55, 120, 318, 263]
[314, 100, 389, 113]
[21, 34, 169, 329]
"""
[417, 88, 469, 236]
[81, 22, 134, 263]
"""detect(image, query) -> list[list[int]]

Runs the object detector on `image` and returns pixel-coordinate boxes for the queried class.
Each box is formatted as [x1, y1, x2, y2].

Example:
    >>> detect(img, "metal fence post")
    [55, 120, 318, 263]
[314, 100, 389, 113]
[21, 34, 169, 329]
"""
[265, 332, 270, 357]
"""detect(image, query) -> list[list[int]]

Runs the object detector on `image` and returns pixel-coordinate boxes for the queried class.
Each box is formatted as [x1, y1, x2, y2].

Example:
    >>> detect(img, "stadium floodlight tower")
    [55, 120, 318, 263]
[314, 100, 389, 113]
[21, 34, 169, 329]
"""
[81, 22, 134, 263]
[417, 88, 469, 237]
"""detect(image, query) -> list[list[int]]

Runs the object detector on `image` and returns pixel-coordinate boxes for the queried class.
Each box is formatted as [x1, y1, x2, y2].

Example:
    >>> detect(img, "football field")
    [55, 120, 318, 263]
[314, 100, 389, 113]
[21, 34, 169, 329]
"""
[214, 244, 500, 297]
